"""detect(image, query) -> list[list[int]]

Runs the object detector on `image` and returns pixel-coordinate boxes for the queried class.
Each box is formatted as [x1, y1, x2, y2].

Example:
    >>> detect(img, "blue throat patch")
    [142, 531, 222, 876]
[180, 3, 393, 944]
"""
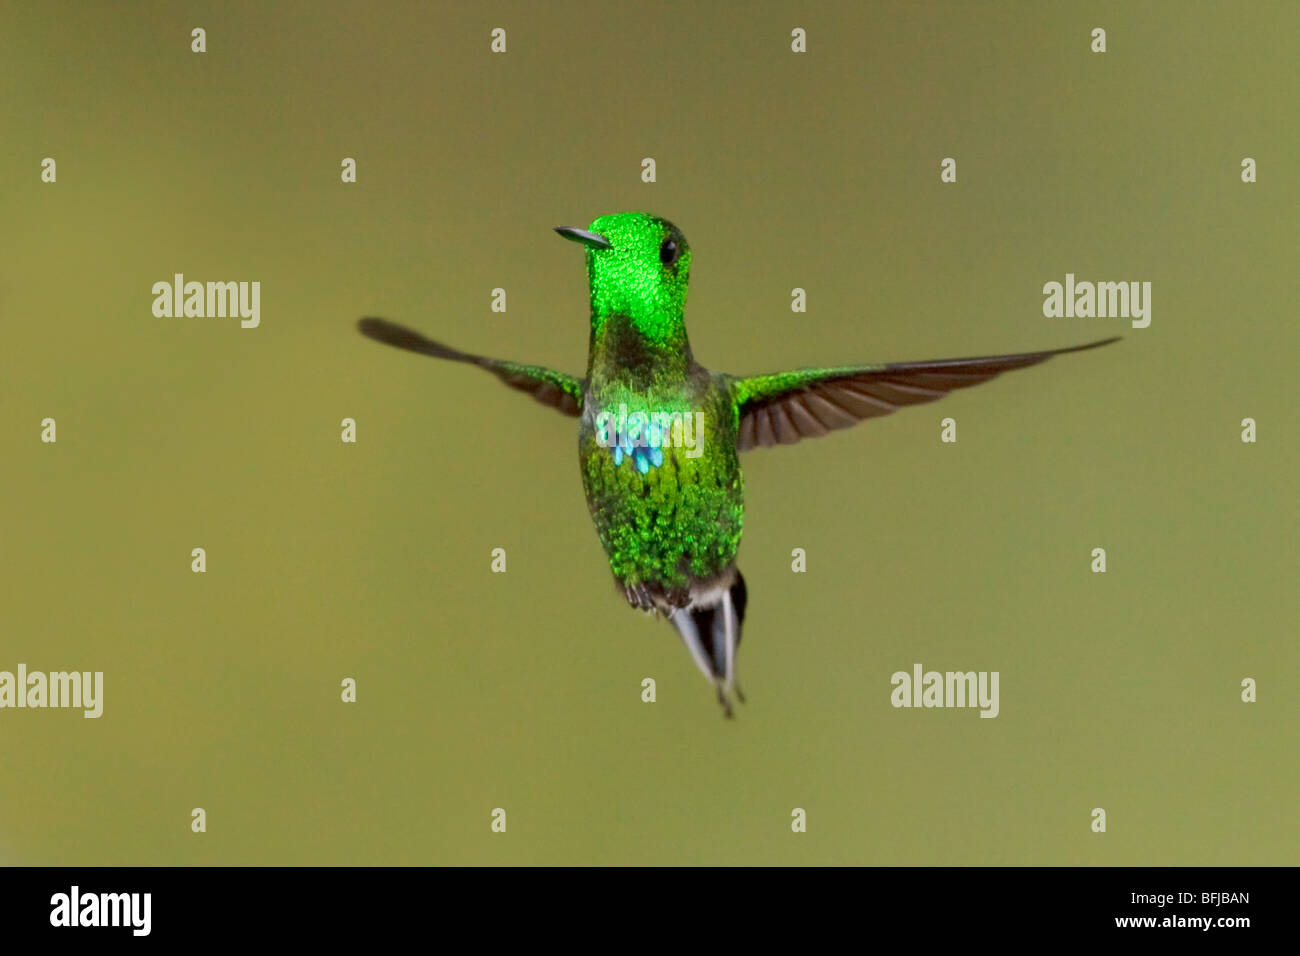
[610, 419, 665, 474]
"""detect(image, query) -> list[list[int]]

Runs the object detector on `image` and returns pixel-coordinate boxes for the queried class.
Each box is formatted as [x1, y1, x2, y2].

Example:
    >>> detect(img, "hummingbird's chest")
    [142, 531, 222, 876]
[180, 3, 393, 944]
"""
[577, 376, 744, 594]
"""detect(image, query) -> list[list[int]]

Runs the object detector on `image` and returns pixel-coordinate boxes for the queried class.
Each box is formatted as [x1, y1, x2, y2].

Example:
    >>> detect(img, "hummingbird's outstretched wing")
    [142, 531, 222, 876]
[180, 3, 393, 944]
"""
[730, 336, 1119, 450]
[358, 318, 584, 416]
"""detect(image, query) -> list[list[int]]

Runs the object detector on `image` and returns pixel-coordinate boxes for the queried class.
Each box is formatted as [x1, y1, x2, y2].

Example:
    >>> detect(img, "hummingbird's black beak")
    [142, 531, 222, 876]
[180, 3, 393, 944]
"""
[554, 226, 612, 250]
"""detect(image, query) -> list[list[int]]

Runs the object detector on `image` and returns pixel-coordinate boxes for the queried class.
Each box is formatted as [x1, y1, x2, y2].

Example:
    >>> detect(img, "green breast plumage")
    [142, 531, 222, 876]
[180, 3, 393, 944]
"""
[579, 374, 743, 604]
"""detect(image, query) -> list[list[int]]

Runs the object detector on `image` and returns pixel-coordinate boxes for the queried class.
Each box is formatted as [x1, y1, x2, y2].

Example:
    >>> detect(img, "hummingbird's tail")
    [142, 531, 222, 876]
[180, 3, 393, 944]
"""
[668, 570, 748, 717]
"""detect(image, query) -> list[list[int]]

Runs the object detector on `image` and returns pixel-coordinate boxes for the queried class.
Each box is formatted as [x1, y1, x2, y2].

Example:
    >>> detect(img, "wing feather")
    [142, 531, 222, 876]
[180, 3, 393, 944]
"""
[358, 317, 584, 417]
[732, 337, 1119, 450]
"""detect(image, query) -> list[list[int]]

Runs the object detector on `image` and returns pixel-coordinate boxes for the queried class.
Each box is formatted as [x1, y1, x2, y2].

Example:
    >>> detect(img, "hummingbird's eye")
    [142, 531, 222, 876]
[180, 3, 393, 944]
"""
[659, 237, 681, 266]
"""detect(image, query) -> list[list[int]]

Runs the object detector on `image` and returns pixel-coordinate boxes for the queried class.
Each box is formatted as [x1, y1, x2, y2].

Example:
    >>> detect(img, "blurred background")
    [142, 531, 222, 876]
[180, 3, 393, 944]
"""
[3, 0, 1296, 864]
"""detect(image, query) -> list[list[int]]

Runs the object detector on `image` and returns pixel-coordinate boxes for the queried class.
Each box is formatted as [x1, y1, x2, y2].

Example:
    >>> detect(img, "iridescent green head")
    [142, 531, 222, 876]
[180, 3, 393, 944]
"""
[555, 212, 691, 348]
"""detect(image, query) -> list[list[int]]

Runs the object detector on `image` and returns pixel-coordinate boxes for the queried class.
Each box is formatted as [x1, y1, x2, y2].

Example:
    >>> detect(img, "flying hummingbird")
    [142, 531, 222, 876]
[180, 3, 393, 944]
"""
[359, 211, 1117, 716]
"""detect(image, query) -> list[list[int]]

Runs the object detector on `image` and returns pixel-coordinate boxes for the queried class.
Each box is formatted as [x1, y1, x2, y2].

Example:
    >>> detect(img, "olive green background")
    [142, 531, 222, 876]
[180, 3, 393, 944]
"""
[4, 1, 1296, 865]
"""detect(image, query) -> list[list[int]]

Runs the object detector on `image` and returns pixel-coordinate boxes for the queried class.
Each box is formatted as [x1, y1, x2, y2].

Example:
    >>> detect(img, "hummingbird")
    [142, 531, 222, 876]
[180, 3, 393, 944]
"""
[359, 211, 1118, 716]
